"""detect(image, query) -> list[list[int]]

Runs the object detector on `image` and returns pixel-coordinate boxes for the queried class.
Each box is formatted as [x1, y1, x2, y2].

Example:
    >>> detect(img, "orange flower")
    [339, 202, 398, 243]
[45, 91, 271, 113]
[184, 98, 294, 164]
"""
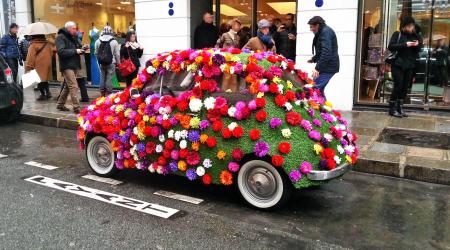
[191, 142, 200, 151]
[220, 170, 233, 185]
[111, 140, 120, 151]
[178, 160, 187, 171]
[309, 100, 320, 110]
[249, 82, 260, 95]
[180, 115, 191, 129]
[123, 159, 130, 168]
[217, 150, 226, 160]
[137, 120, 146, 132]
[149, 116, 157, 125]
[200, 134, 208, 143]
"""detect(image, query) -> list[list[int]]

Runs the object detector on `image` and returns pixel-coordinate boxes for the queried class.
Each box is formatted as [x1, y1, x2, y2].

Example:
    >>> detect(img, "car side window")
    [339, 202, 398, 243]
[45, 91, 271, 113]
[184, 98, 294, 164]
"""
[211, 74, 254, 104]
[144, 71, 194, 96]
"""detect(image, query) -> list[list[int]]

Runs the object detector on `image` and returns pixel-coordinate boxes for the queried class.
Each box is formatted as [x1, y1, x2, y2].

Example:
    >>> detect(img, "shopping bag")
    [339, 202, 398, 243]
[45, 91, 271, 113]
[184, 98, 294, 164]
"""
[21, 69, 41, 88]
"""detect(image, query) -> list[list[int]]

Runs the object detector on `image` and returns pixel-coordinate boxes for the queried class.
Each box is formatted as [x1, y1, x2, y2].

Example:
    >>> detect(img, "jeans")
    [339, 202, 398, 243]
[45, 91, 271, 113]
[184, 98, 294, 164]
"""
[77, 77, 89, 101]
[100, 64, 115, 94]
[57, 69, 80, 109]
[314, 73, 335, 100]
[391, 65, 414, 101]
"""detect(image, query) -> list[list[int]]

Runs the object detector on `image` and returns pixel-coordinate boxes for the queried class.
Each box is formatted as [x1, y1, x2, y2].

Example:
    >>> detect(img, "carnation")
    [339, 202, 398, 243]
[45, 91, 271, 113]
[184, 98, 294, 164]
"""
[227, 107, 237, 117]
[228, 122, 238, 131]
[249, 128, 261, 141]
[300, 119, 312, 131]
[179, 140, 187, 149]
[204, 97, 216, 110]
[289, 170, 302, 182]
[196, 166, 206, 177]
[231, 148, 244, 161]
[271, 155, 284, 167]
[281, 128, 291, 138]
[269, 117, 282, 129]
[203, 158, 212, 168]
[299, 161, 313, 174]
[228, 162, 240, 172]
[155, 144, 163, 153]
[202, 173, 212, 184]
[278, 142, 291, 154]
[189, 98, 203, 112]
[308, 130, 321, 141]
[254, 141, 270, 157]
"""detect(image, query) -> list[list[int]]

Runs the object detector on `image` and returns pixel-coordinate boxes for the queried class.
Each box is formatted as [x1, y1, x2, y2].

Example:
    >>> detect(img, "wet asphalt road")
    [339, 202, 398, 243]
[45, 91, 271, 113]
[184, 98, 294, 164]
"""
[0, 123, 449, 250]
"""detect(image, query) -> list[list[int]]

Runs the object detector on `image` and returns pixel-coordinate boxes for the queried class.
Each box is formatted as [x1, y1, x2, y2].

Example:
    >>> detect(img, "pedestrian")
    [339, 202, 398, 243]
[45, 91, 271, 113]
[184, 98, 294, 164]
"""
[0, 23, 22, 82]
[19, 35, 31, 62]
[243, 19, 276, 52]
[215, 22, 231, 48]
[120, 31, 143, 87]
[387, 16, 422, 118]
[55, 21, 84, 114]
[307, 16, 339, 100]
[217, 18, 241, 49]
[274, 13, 297, 61]
[431, 37, 448, 87]
[95, 25, 120, 96]
[77, 55, 90, 102]
[194, 12, 218, 49]
[25, 34, 53, 100]
[238, 26, 252, 49]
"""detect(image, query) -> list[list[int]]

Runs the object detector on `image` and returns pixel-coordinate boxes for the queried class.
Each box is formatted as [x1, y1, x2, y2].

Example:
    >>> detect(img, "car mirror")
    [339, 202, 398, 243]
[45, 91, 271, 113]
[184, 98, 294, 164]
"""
[130, 88, 140, 99]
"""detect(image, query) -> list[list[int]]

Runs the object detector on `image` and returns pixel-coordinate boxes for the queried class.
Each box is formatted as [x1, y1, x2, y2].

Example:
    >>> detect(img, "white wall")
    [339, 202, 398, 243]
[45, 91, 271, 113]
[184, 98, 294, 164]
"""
[15, 0, 32, 29]
[295, 0, 358, 111]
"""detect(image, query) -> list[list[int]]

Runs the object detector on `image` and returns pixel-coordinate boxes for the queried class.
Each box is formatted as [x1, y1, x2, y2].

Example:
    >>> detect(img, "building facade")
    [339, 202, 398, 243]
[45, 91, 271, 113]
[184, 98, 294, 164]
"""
[9, 0, 450, 111]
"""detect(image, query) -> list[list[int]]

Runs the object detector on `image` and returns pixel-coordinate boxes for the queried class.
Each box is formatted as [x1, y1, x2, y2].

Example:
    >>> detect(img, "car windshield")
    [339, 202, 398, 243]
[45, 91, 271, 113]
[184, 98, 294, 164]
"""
[144, 70, 193, 95]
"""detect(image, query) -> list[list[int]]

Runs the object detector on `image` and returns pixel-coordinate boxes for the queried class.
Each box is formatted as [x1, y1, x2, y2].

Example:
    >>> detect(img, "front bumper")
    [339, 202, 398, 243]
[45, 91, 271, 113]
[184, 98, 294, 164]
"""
[306, 163, 350, 181]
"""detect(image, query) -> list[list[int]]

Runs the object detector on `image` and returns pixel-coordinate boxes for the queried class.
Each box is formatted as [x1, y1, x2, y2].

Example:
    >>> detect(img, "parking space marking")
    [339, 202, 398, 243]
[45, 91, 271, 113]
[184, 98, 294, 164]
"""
[81, 174, 123, 186]
[25, 175, 179, 219]
[25, 161, 58, 170]
[154, 190, 203, 205]
[0, 154, 7, 159]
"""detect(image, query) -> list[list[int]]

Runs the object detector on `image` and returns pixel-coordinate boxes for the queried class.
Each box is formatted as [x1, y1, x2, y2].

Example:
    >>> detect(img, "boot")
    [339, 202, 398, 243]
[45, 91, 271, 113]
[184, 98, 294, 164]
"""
[36, 83, 46, 101]
[57, 105, 70, 111]
[44, 84, 52, 99]
[397, 99, 408, 117]
[100, 90, 106, 97]
[388, 100, 402, 118]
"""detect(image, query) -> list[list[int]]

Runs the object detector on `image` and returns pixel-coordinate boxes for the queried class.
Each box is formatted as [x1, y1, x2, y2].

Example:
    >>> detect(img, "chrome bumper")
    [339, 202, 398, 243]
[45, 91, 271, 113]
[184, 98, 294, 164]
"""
[306, 163, 350, 181]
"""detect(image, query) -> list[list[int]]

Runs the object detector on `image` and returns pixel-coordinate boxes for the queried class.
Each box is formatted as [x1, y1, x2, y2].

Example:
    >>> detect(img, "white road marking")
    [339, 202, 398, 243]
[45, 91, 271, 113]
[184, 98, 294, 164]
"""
[81, 174, 123, 186]
[25, 161, 58, 170]
[154, 190, 203, 205]
[24, 175, 179, 219]
[0, 154, 7, 158]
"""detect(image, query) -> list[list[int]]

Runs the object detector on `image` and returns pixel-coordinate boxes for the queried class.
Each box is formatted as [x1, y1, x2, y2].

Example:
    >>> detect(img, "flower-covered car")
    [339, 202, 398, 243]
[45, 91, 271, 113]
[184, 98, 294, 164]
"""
[77, 48, 358, 210]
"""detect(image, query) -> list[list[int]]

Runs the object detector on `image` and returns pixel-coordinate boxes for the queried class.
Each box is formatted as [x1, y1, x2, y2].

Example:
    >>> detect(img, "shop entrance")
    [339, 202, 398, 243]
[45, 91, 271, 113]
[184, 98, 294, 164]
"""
[358, 0, 450, 110]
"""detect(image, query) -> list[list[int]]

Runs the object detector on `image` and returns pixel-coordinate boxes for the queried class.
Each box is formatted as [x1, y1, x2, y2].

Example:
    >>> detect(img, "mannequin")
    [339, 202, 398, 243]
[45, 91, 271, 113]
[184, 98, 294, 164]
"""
[89, 23, 100, 86]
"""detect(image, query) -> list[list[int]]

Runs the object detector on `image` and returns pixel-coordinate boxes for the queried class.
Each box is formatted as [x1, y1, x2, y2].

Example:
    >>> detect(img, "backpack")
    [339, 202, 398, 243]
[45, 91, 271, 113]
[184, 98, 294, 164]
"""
[97, 38, 113, 65]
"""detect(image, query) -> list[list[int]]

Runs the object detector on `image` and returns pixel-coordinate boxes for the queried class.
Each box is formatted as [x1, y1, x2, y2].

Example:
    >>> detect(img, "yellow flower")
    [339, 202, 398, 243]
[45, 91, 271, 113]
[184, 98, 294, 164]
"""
[231, 56, 240, 62]
[189, 117, 200, 128]
[273, 77, 281, 84]
[178, 160, 187, 171]
[313, 144, 323, 154]
[345, 155, 352, 163]
[95, 97, 105, 105]
[200, 134, 208, 143]
[286, 81, 293, 89]
[119, 130, 125, 136]
[325, 101, 333, 108]
[257, 92, 265, 98]
[124, 108, 132, 117]
[217, 150, 226, 160]
[149, 116, 157, 124]
[137, 132, 146, 140]
[152, 59, 160, 68]
[192, 142, 200, 151]
[115, 105, 123, 113]
[143, 115, 149, 122]
[225, 54, 232, 62]
[77, 116, 84, 125]
[195, 56, 203, 64]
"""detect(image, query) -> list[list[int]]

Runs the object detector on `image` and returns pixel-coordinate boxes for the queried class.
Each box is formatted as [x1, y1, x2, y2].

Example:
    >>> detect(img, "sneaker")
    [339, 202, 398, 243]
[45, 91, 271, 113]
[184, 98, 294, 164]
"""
[73, 108, 80, 114]
[57, 105, 70, 111]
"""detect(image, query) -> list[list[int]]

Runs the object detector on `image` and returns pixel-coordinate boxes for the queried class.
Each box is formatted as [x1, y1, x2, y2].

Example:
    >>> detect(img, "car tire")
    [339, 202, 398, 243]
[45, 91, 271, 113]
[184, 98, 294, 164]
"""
[237, 159, 292, 210]
[86, 136, 117, 177]
[0, 106, 21, 123]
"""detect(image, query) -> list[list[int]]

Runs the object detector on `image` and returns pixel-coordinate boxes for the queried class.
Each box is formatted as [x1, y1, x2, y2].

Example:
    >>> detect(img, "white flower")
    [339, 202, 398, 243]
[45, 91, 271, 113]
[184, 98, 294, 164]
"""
[114, 97, 120, 104]
[168, 130, 174, 138]
[133, 126, 138, 135]
[174, 131, 181, 141]
[146, 66, 156, 74]
[261, 79, 268, 84]
[145, 96, 152, 104]
[227, 107, 237, 117]
[159, 134, 165, 143]
[277, 84, 284, 94]
[345, 145, 355, 153]
[281, 128, 292, 138]
[204, 97, 216, 110]
[156, 166, 164, 174]
[189, 98, 203, 112]
[155, 144, 163, 153]
[130, 145, 136, 155]
[295, 100, 301, 106]
[196, 166, 206, 177]
[166, 55, 172, 61]
[162, 114, 169, 120]
[284, 102, 293, 111]
[148, 165, 155, 173]
[180, 130, 188, 139]
[203, 158, 212, 168]
[87, 105, 95, 111]
[334, 156, 342, 164]
[228, 122, 238, 131]
[179, 140, 187, 149]
[281, 61, 288, 69]
[324, 133, 333, 141]
[337, 145, 345, 154]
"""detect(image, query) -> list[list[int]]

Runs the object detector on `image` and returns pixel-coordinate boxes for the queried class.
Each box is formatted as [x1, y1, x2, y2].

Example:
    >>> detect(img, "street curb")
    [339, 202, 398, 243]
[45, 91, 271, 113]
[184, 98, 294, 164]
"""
[18, 111, 449, 186]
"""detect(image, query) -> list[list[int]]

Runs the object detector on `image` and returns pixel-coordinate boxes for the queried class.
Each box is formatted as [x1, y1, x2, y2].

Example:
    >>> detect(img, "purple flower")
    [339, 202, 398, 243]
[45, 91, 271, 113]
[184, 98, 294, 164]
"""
[186, 169, 197, 181]
[188, 130, 200, 142]
[321, 112, 334, 123]
[115, 160, 124, 169]
[269, 117, 282, 129]
[308, 130, 321, 141]
[228, 162, 240, 173]
[319, 160, 328, 170]
[169, 161, 178, 172]
[242, 48, 251, 53]
[300, 119, 312, 131]
[340, 139, 348, 147]
[199, 120, 210, 130]
[212, 54, 226, 66]
[312, 119, 322, 127]
[289, 170, 302, 182]
[307, 108, 315, 117]
[299, 162, 313, 174]
[136, 142, 146, 152]
[320, 137, 330, 147]
[254, 141, 270, 157]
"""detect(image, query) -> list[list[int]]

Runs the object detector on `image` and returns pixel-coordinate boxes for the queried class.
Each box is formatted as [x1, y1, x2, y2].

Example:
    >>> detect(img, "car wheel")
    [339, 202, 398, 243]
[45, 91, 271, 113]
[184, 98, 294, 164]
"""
[0, 106, 20, 123]
[237, 159, 292, 210]
[86, 136, 117, 177]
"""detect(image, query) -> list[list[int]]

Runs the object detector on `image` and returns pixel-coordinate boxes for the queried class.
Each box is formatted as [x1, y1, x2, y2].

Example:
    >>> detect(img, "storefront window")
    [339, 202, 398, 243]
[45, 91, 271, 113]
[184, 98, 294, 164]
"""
[213, 0, 252, 30]
[357, 0, 450, 109]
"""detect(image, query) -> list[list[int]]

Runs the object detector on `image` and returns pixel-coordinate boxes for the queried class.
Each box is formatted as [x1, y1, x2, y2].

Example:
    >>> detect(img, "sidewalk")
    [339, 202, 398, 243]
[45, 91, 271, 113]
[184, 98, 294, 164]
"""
[19, 86, 450, 185]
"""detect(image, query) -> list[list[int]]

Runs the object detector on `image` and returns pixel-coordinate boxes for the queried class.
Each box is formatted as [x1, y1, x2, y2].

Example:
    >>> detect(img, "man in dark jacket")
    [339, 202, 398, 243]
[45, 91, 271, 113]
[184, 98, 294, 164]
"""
[0, 23, 22, 82]
[274, 13, 297, 61]
[55, 21, 84, 114]
[307, 16, 339, 99]
[194, 12, 218, 49]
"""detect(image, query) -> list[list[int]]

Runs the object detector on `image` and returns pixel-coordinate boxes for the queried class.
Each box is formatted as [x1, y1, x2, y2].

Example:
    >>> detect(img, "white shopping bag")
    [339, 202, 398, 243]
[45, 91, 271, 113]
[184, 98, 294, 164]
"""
[21, 69, 41, 88]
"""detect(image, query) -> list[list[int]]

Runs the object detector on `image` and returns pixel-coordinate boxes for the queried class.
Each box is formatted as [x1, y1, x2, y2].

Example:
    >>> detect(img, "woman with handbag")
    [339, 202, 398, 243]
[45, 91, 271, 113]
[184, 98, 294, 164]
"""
[387, 16, 422, 117]
[119, 32, 143, 87]
[25, 34, 53, 100]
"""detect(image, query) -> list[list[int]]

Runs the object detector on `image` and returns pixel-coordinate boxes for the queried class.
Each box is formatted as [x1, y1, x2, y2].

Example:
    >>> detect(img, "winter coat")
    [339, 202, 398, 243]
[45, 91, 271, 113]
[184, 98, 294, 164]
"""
[120, 44, 143, 68]
[94, 34, 120, 65]
[0, 33, 21, 59]
[25, 39, 53, 82]
[19, 38, 30, 61]
[388, 31, 422, 70]
[55, 28, 82, 71]
[312, 25, 340, 74]
[194, 22, 218, 49]
[244, 37, 276, 52]
[274, 24, 297, 60]
[217, 31, 239, 49]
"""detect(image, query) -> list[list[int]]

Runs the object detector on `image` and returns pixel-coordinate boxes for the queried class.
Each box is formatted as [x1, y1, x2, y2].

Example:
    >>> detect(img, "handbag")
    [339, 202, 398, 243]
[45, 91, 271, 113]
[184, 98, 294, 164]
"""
[385, 32, 401, 65]
[118, 47, 136, 77]
[21, 69, 41, 88]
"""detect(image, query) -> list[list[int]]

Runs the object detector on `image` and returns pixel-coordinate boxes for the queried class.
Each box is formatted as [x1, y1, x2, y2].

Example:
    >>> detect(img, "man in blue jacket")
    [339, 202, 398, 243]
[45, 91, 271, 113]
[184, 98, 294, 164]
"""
[307, 16, 339, 99]
[0, 23, 22, 82]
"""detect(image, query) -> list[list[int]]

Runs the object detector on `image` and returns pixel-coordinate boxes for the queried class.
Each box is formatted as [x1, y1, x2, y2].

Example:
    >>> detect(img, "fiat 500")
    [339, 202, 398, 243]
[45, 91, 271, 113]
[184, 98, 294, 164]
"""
[77, 48, 358, 210]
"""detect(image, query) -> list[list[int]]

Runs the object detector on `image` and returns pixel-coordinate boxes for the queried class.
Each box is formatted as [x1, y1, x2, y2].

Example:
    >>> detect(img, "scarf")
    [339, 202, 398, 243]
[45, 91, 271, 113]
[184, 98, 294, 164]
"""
[129, 42, 140, 50]
[257, 31, 274, 49]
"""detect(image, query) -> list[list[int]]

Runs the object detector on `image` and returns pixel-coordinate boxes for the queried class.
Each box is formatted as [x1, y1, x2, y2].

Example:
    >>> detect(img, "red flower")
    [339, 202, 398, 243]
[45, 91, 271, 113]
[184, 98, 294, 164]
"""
[222, 128, 232, 139]
[278, 142, 291, 154]
[327, 159, 336, 170]
[179, 149, 188, 159]
[231, 48, 241, 54]
[212, 120, 223, 132]
[207, 109, 222, 122]
[271, 155, 284, 167]
[255, 98, 266, 108]
[286, 111, 302, 126]
[177, 100, 188, 111]
[269, 83, 279, 94]
[162, 119, 172, 129]
[143, 126, 152, 136]
[150, 126, 160, 137]
[202, 173, 212, 185]
[321, 148, 336, 159]
[219, 105, 229, 115]
[164, 139, 175, 150]
[249, 128, 261, 141]
[205, 137, 217, 148]
[220, 170, 233, 185]
[121, 119, 129, 129]
[232, 126, 244, 138]
[267, 55, 277, 63]
[231, 148, 244, 161]
[351, 155, 357, 164]
[145, 142, 156, 154]
[275, 94, 287, 107]
[130, 134, 138, 144]
[333, 110, 342, 118]
[285, 90, 296, 102]
[162, 149, 171, 159]
[255, 110, 267, 122]
[157, 156, 167, 166]
[186, 151, 200, 166]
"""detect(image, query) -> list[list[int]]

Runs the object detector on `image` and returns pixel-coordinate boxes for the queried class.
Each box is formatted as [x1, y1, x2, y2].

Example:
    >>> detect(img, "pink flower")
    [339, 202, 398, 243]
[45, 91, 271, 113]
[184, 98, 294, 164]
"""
[299, 162, 313, 174]
[308, 130, 321, 141]
[228, 162, 240, 172]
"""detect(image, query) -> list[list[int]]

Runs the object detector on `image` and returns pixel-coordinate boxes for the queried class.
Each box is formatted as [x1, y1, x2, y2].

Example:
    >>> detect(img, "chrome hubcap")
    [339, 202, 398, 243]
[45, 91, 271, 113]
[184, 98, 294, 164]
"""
[92, 142, 112, 168]
[245, 167, 277, 200]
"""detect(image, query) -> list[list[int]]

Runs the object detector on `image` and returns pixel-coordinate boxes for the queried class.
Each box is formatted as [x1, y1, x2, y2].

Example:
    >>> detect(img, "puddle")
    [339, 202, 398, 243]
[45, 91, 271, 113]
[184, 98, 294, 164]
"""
[377, 128, 450, 150]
